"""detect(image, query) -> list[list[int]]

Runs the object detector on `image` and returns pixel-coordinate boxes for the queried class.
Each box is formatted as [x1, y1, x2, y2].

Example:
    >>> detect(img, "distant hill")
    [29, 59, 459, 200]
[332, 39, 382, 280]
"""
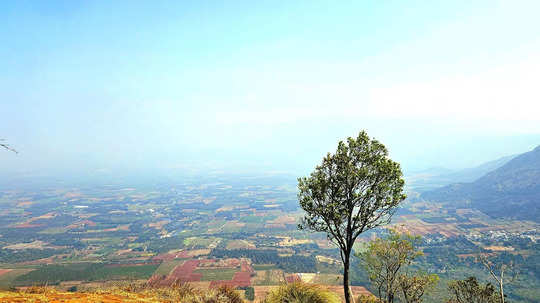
[406, 155, 515, 192]
[422, 145, 540, 222]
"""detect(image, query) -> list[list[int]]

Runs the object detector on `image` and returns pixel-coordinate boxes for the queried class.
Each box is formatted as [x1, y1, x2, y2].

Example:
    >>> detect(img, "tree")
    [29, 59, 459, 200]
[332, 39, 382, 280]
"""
[0, 139, 17, 153]
[479, 254, 518, 303]
[398, 273, 439, 303]
[298, 131, 406, 303]
[358, 229, 437, 303]
[244, 286, 255, 301]
[447, 276, 499, 303]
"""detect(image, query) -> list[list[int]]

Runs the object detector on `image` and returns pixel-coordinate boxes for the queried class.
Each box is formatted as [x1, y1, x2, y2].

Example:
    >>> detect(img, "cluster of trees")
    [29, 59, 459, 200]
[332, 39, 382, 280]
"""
[14, 263, 159, 285]
[447, 277, 500, 303]
[357, 230, 519, 303]
[0, 248, 62, 263]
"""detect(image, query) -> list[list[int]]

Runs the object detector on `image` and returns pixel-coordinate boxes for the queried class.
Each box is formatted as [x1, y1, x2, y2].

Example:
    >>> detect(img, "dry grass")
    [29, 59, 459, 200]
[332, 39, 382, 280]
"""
[261, 282, 341, 303]
[0, 283, 244, 303]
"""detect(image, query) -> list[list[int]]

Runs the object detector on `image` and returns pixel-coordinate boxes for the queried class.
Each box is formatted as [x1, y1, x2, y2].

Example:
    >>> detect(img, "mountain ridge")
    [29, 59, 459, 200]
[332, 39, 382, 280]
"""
[422, 145, 540, 222]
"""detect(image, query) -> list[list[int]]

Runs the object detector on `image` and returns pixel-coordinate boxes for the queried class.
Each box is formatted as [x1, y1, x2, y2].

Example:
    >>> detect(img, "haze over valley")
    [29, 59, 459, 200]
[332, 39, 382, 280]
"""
[1, 1, 539, 302]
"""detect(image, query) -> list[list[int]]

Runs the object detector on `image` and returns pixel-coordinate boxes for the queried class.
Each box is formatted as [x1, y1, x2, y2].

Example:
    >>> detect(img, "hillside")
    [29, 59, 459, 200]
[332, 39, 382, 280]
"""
[406, 154, 515, 192]
[422, 145, 540, 222]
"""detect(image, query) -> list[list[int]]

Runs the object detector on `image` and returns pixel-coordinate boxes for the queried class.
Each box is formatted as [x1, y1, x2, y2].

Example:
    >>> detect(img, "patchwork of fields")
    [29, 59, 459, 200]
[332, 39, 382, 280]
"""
[0, 176, 538, 301]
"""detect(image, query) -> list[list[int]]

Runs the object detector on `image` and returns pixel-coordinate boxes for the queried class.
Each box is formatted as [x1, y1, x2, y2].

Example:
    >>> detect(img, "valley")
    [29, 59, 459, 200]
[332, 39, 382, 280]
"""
[0, 171, 538, 302]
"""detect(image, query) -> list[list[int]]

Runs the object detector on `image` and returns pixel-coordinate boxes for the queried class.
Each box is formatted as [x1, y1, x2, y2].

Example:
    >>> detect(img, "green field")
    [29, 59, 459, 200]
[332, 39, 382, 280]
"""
[13, 263, 159, 285]
[153, 260, 183, 276]
[0, 269, 35, 289]
[253, 264, 276, 270]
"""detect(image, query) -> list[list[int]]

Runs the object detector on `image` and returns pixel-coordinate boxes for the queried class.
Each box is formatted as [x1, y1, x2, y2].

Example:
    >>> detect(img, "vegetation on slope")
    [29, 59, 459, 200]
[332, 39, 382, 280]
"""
[262, 281, 341, 303]
[0, 284, 243, 303]
[423, 145, 540, 221]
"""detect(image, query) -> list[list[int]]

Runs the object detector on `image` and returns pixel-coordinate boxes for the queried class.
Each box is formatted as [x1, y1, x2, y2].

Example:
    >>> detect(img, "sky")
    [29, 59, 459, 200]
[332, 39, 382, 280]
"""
[1, 1, 540, 179]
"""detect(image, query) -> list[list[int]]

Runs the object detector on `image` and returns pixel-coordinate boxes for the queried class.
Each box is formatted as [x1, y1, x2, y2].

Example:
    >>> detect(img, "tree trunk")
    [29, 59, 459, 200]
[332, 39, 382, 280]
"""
[344, 258, 353, 303]
[499, 281, 504, 303]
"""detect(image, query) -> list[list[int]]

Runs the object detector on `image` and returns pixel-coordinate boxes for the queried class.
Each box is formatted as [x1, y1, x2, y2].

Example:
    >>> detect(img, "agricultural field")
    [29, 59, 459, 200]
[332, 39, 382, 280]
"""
[0, 174, 537, 302]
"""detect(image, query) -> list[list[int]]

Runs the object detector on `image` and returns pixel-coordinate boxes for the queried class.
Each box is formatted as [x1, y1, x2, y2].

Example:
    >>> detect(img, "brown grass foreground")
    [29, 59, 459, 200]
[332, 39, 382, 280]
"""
[0, 283, 244, 303]
[0, 282, 371, 302]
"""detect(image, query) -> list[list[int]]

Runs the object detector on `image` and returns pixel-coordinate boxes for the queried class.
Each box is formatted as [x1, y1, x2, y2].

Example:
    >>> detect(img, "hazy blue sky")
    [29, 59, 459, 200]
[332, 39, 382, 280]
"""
[1, 1, 540, 178]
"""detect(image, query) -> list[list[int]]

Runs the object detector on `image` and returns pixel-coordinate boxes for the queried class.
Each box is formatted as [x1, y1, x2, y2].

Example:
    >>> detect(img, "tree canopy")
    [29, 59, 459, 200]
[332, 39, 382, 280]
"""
[358, 229, 438, 303]
[298, 130, 406, 303]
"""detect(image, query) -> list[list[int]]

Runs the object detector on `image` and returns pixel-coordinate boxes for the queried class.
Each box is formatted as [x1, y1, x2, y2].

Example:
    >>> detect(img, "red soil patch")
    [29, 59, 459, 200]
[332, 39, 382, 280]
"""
[147, 260, 203, 286]
[0, 269, 12, 276]
[168, 260, 202, 283]
[285, 274, 301, 283]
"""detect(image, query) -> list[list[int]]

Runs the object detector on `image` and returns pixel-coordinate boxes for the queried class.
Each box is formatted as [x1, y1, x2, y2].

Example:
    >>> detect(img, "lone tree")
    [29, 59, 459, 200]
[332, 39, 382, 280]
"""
[298, 131, 406, 303]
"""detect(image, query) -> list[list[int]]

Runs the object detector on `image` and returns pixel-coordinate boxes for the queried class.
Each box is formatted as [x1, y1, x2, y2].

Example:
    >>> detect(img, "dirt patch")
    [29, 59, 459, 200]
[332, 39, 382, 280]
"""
[485, 245, 515, 252]
[4, 240, 47, 250]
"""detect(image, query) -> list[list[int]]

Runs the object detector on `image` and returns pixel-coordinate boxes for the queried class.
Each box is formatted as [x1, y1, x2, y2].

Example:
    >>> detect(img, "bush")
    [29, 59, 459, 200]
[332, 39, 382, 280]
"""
[263, 282, 340, 303]
[244, 286, 255, 301]
[214, 285, 244, 303]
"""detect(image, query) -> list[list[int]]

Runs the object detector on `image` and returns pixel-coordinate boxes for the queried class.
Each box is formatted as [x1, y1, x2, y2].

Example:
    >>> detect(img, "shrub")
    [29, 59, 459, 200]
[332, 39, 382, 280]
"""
[244, 286, 255, 301]
[214, 285, 244, 303]
[263, 282, 341, 303]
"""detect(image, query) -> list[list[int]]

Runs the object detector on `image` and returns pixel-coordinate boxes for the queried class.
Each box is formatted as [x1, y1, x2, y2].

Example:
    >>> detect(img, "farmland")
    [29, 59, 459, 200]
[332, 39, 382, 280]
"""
[0, 174, 538, 302]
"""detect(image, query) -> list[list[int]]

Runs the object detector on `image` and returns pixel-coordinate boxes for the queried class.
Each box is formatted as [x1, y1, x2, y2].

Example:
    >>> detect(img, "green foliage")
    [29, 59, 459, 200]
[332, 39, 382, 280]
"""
[262, 282, 341, 303]
[358, 230, 437, 303]
[398, 273, 439, 303]
[214, 285, 244, 303]
[298, 131, 406, 249]
[0, 249, 65, 263]
[298, 131, 406, 303]
[244, 286, 255, 301]
[447, 276, 500, 303]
